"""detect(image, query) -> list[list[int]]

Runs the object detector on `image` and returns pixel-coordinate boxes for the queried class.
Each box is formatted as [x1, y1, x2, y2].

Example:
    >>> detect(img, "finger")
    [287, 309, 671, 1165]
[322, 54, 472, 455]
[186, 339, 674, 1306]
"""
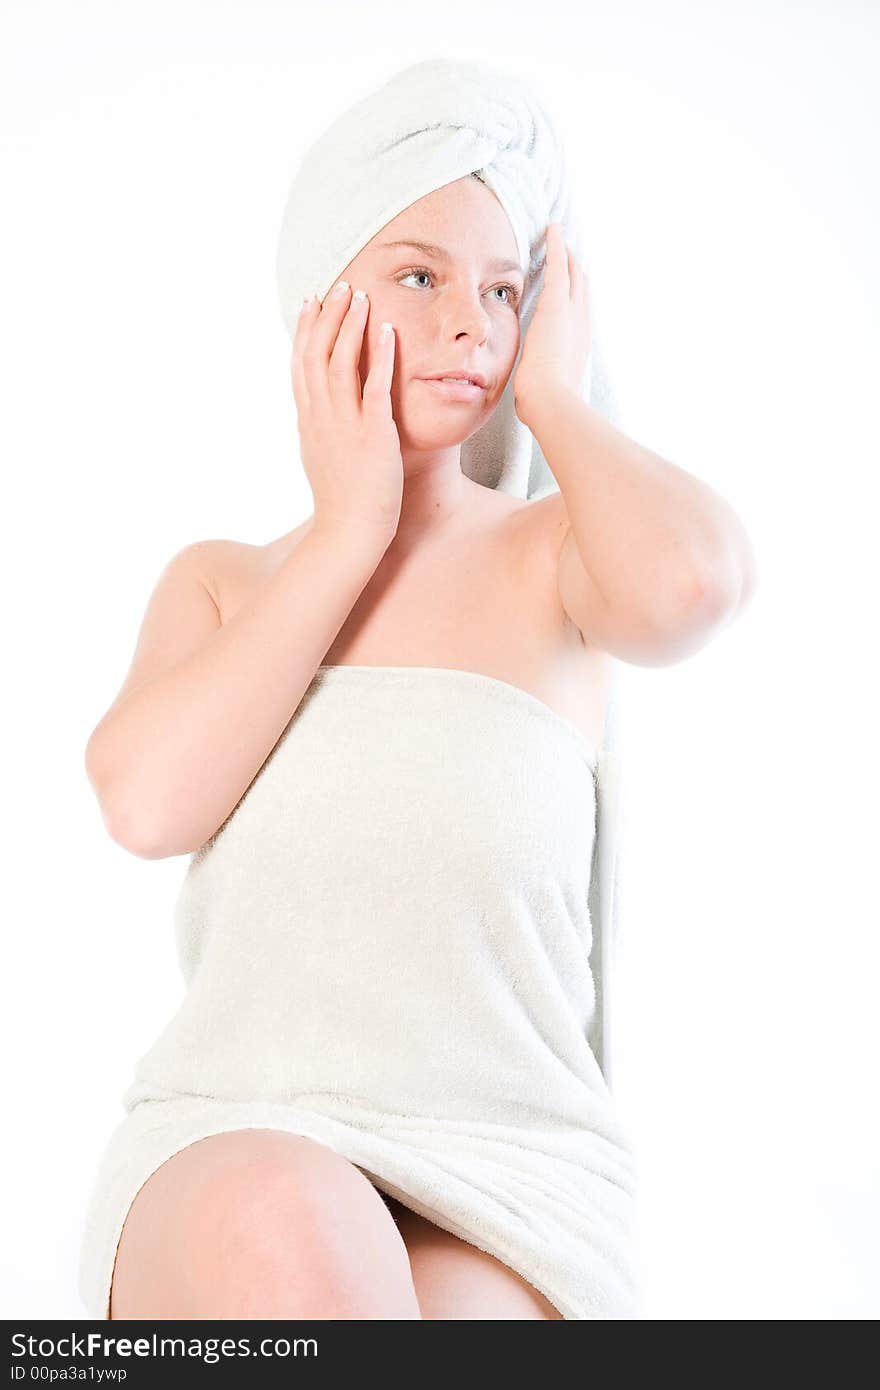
[328, 287, 370, 415]
[545, 223, 568, 296]
[567, 246, 584, 298]
[363, 319, 395, 417]
[557, 226, 573, 294]
[303, 279, 353, 414]
[291, 292, 320, 412]
[543, 223, 557, 278]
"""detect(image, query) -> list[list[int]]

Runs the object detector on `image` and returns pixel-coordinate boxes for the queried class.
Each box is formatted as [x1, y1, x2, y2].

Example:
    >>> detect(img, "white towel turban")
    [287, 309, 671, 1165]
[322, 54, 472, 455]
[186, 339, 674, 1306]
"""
[275, 55, 622, 502]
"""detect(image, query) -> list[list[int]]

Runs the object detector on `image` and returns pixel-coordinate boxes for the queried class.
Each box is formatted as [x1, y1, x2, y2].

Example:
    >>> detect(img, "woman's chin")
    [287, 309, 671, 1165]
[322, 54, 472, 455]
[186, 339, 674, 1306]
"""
[394, 403, 491, 450]
[398, 426, 475, 452]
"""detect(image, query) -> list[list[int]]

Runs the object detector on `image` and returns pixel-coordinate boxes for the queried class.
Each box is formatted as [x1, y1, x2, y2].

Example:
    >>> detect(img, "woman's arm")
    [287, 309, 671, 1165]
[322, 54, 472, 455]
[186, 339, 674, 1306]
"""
[517, 383, 757, 637]
[85, 519, 390, 859]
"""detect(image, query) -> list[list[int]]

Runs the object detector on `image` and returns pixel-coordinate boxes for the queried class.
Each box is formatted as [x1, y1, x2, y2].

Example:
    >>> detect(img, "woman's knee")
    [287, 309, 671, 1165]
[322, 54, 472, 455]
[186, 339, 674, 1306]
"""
[109, 1128, 421, 1319]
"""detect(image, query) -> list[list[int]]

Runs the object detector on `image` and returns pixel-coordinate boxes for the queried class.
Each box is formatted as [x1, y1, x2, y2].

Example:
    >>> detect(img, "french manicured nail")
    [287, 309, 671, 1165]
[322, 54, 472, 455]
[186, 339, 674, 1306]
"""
[331, 280, 350, 297]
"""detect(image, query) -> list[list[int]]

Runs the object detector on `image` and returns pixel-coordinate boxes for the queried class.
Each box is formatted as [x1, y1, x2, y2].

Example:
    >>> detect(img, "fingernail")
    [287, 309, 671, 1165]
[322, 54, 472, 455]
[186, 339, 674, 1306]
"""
[331, 280, 350, 297]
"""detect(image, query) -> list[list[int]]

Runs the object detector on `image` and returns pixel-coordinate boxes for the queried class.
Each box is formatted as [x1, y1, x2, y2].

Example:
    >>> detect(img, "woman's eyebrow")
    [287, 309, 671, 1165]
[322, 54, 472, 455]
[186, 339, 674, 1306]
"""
[375, 238, 524, 276]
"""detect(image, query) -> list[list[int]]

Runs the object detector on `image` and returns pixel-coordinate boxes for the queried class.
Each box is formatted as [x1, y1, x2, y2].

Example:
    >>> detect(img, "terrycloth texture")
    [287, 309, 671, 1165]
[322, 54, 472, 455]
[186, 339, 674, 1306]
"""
[77, 666, 641, 1320]
[274, 54, 628, 1086]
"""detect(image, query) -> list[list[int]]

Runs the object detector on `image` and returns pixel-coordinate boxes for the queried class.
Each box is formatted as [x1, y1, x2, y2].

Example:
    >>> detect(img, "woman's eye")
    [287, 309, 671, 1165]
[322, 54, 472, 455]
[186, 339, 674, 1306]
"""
[397, 268, 519, 306]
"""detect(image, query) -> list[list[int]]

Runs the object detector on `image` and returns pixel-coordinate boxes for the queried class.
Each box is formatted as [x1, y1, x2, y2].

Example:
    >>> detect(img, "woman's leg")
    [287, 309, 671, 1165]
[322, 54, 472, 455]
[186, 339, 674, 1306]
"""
[109, 1128, 422, 1319]
[389, 1202, 564, 1320]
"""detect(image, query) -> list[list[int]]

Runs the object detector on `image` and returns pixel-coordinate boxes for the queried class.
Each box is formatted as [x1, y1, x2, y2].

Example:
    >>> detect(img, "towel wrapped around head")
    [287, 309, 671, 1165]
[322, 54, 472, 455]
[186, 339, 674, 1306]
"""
[274, 56, 627, 1090]
[275, 55, 622, 501]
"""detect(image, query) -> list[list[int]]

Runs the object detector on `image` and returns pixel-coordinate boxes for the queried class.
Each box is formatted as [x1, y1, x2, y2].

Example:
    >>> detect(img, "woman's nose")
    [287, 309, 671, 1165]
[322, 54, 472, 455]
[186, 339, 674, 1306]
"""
[442, 294, 491, 339]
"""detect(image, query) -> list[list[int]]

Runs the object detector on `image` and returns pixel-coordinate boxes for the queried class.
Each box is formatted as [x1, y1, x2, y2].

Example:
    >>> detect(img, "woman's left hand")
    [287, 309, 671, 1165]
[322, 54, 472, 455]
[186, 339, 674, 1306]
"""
[513, 222, 593, 414]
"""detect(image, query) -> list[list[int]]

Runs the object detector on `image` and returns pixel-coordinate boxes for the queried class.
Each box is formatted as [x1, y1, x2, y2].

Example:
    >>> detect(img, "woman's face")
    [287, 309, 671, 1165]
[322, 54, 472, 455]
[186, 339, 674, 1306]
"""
[337, 175, 526, 450]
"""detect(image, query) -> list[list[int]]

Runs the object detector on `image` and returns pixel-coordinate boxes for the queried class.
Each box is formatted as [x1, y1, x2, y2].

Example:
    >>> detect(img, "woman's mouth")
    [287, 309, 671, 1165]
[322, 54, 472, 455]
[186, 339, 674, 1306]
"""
[418, 378, 486, 402]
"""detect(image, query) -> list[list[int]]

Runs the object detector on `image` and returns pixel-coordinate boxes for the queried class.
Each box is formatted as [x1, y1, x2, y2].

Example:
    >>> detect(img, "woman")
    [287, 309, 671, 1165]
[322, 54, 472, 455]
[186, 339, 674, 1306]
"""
[77, 61, 754, 1322]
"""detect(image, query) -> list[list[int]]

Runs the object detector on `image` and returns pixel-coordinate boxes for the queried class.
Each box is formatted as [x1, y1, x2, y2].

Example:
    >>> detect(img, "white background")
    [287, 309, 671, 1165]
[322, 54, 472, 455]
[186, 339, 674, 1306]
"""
[1, 0, 877, 1319]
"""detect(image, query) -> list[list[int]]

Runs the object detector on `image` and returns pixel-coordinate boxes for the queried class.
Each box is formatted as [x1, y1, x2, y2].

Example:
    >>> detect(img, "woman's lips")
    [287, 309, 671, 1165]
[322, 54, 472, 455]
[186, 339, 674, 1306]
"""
[418, 378, 486, 402]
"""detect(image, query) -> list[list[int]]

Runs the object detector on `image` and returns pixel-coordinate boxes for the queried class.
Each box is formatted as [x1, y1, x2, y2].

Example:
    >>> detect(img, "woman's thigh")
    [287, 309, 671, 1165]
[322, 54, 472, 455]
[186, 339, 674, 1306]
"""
[386, 1200, 564, 1320]
[109, 1128, 421, 1319]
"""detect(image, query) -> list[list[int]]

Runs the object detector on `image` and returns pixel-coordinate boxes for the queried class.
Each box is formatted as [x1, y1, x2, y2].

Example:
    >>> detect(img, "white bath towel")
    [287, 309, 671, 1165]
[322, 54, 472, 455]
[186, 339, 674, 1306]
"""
[275, 55, 628, 1090]
[78, 667, 641, 1319]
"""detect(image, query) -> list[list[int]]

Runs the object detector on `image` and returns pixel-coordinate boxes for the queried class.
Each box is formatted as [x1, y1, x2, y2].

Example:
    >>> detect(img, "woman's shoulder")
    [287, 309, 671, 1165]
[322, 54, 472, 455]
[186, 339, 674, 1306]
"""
[187, 523, 312, 625]
[191, 492, 556, 626]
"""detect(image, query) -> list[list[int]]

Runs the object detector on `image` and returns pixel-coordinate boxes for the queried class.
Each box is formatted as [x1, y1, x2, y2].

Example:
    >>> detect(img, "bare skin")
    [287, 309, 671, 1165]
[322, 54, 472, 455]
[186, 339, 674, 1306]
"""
[109, 1131, 423, 1320]
[211, 481, 613, 753]
[109, 1129, 563, 1321]
[108, 492, 605, 1322]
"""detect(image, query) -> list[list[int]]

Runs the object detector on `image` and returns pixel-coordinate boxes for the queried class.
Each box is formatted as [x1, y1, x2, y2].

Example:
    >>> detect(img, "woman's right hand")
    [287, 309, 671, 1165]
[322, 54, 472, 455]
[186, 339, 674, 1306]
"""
[291, 280, 404, 544]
